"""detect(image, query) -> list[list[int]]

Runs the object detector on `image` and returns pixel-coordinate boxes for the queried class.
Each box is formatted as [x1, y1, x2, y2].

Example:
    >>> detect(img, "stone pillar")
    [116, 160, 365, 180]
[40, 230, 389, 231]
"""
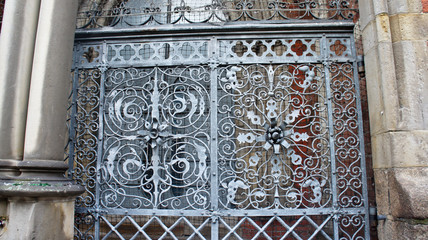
[22, 0, 78, 178]
[359, 0, 428, 239]
[0, 0, 40, 235]
[0, 0, 83, 239]
[0, 0, 40, 179]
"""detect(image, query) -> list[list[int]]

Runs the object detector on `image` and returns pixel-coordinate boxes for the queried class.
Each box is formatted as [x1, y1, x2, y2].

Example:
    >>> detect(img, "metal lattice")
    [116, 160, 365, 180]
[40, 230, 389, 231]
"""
[70, 18, 369, 239]
[76, 0, 359, 29]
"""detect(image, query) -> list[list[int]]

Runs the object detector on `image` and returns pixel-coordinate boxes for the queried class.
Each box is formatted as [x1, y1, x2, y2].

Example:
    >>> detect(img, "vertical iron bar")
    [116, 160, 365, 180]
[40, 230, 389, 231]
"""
[68, 43, 81, 176]
[167, 0, 172, 24]
[209, 36, 219, 240]
[94, 41, 108, 239]
[350, 33, 370, 240]
[322, 34, 339, 239]
[68, 68, 79, 176]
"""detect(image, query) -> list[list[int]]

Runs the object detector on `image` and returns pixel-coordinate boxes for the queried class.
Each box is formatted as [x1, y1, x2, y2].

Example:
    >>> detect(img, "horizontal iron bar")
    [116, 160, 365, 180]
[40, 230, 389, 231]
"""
[77, 32, 353, 45]
[75, 207, 367, 217]
[75, 57, 357, 68]
[75, 59, 357, 69]
[75, 21, 355, 41]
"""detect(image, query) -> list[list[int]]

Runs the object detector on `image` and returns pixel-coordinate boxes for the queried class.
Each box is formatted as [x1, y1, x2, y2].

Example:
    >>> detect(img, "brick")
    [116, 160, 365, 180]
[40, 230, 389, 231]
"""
[423, 0, 428, 12]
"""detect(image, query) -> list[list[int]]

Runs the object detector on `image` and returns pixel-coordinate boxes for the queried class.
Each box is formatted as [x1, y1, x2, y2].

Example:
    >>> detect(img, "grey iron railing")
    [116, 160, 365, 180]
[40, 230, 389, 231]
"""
[69, 1, 369, 239]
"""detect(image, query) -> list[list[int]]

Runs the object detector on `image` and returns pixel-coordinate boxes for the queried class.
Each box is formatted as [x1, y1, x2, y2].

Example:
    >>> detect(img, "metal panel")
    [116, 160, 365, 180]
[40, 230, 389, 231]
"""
[70, 25, 369, 239]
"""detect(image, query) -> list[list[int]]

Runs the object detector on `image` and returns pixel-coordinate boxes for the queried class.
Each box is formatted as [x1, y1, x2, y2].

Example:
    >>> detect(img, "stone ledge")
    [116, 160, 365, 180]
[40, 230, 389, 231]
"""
[0, 181, 84, 198]
[372, 131, 428, 168]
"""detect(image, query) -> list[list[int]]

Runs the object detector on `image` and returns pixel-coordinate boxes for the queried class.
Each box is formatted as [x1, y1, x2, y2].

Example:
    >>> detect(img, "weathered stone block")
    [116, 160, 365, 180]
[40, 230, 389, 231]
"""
[378, 219, 428, 240]
[375, 14, 393, 43]
[374, 169, 391, 215]
[372, 134, 392, 169]
[364, 43, 400, 135]
[390, 13, 428, 42]
[389, 167, 428, 218]
[374, 167, 428, 219]
[361, 13, 393, 53]
[392, 41, 428, 130]
[0, 198, 76, 240]
[387, 0, 423, 14]
[363, 36, 427, 134]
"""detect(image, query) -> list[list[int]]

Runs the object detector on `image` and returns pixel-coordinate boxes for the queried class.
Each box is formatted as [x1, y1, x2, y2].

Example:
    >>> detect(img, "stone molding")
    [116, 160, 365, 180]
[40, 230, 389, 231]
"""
[0, 159, 84, 198]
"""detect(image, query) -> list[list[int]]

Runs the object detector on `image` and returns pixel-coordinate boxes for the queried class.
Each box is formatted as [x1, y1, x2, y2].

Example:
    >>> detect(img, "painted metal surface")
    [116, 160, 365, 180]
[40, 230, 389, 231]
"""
[76, 0, 358, 29]
[69, 20, 368, 239]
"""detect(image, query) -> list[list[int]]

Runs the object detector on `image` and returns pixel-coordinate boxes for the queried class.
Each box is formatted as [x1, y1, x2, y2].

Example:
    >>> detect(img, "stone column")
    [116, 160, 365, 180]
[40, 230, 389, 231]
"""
[359, 0, 428, 239]
[0, 1, 83, 239]
[0, 0, 40, 179]
[0, 0, 40, 236]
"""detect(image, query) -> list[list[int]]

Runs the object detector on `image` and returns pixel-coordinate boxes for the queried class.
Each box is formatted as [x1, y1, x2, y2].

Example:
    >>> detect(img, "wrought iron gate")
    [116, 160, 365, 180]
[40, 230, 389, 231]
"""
[69, 4, 369, 238]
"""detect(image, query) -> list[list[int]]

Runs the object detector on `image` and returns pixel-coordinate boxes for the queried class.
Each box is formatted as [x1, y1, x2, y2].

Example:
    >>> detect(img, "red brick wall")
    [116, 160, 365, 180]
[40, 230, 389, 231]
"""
[423, 0, 428, 12]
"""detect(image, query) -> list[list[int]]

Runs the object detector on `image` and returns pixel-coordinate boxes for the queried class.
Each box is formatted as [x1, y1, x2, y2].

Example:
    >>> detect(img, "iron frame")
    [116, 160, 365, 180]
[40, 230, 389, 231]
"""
[70, 21, 370, 239]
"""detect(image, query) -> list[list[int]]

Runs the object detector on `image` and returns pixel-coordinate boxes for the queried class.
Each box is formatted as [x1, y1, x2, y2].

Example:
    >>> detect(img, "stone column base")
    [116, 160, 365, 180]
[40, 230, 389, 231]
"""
[0, 160, 84, 240]
[0, 197, 76, 240]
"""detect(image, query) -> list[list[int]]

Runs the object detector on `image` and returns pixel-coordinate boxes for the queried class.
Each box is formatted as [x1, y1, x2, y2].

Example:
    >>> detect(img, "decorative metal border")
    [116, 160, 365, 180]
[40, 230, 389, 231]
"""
[76, 0, 358, 29]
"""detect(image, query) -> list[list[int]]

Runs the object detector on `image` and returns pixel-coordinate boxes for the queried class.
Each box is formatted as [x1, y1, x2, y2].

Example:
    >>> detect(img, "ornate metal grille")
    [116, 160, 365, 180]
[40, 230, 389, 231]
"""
[69, 16, 369, 240]
[76, 0, 358, 29]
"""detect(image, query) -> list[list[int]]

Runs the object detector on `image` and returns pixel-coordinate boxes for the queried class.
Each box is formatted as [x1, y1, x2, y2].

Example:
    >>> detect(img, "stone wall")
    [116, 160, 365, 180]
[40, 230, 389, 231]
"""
[359, 0, 428, 239]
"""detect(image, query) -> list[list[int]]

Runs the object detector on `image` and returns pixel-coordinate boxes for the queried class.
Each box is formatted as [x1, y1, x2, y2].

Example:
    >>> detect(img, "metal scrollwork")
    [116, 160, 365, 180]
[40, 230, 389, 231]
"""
[76, 0, 359, 29]
[330, 63, 363, 208]
[73, 69, 101, 208]
[217, 64, 331, 209]
[101, 66, 211, 210]
[70, 33, 369, 239]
